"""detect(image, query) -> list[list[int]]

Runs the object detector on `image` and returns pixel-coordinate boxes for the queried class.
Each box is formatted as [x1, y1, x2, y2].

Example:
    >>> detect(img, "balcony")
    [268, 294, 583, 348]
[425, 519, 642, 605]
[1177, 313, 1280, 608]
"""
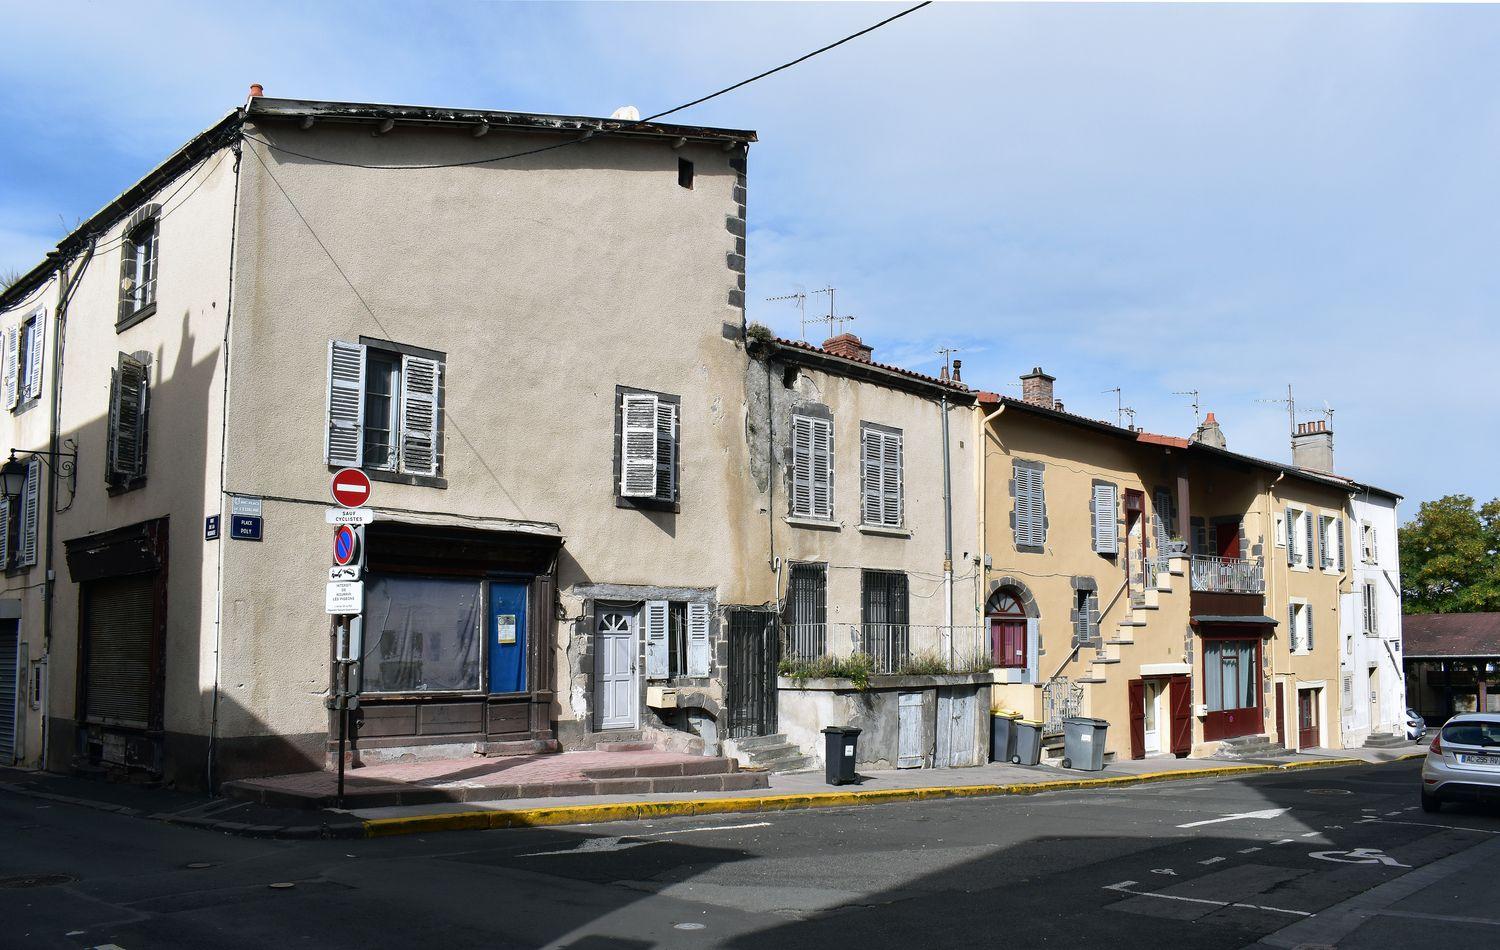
[781, 623, 990, 675]
[1190, 554, 1265, 594]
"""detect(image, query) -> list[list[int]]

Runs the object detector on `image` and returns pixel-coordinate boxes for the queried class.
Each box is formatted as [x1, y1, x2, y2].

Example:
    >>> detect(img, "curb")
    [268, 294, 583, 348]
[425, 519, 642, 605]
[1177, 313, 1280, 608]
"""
[361, 756, 1411, 839]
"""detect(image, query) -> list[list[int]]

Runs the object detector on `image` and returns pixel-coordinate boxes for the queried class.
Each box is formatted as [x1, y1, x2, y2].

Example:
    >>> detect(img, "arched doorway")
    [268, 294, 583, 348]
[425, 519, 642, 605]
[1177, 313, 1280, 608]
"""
[987, 588, 1028, 670]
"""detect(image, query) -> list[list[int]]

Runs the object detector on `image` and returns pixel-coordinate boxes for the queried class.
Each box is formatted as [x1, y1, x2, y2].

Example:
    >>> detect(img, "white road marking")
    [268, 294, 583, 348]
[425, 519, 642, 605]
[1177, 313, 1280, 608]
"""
[1272, 838, 1296, 845]
[1362, 817, 1500, 836]
[1238, 847, 1262, 854]
[1103, 881, 1313, 917]
[1386, 810, 1402, 816]
[1177, 807, 1290, 829]
[1151, 868, 1178, 876]
[520, 821, 772, 856]
[1300, 831, 1322, 837]
[1308, 848, 1410, 868]
[637, 821, 771, 838]
[1199, 856, 1225, 865]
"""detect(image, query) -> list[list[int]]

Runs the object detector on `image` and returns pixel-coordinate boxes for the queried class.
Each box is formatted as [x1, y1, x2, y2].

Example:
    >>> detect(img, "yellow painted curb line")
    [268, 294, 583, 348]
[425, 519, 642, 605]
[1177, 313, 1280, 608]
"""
[360, 755, 1419, 838]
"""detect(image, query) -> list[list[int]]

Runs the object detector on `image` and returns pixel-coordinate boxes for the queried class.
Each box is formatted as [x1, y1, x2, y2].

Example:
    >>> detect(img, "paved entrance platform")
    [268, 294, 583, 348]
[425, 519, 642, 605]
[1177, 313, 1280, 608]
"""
[222, 749, 767, 810]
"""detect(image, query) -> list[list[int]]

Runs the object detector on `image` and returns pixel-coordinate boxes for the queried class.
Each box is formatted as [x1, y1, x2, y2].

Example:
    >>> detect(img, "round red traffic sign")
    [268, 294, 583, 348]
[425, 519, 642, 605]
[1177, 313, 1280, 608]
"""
[333, 525, 359, 566]
[330, 468, 372, 508]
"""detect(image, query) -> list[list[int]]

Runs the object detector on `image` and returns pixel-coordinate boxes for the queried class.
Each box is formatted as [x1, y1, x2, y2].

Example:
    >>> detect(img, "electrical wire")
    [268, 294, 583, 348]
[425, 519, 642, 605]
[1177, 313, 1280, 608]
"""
[241, 1, 932, 171]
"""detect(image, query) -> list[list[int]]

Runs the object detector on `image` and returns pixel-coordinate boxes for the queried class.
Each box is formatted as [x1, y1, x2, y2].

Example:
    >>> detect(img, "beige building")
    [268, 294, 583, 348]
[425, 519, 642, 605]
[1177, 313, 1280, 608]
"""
[979, 369, 1373, 762]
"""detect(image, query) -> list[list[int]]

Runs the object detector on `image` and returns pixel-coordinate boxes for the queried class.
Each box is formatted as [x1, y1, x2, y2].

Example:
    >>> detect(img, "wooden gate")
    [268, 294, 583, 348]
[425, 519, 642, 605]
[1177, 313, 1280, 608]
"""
[726, 610, 777, 739]
[935, 687, 979, 768]
[898, 690, 925, 768]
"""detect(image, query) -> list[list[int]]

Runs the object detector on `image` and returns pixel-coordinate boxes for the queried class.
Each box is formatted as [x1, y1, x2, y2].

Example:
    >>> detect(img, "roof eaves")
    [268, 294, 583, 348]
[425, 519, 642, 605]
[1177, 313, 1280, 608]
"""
[773, 338, 974, 400]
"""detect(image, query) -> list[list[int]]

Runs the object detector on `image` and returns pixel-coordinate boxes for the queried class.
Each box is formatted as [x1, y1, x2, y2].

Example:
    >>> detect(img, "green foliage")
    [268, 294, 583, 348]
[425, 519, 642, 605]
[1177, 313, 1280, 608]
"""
[744, 321, 775, 351]
[894, 652, 949, 676]
[1399, 494, 1500, 613]
[777, 652, 874, 690]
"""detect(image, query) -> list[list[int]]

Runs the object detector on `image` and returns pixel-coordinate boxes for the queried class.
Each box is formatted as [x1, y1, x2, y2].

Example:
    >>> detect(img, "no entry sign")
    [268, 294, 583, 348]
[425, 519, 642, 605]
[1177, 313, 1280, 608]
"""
[330, 468, 372, 508]
[332, 524, 359, 566]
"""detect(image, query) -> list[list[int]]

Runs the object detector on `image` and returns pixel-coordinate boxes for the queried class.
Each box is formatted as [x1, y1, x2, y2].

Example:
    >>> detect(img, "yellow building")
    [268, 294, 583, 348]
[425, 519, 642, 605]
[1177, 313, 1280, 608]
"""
[978, 369, 1360, 761]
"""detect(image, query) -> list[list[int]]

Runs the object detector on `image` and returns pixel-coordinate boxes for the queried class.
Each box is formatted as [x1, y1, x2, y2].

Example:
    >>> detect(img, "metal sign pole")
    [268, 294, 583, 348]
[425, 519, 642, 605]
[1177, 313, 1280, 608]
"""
[335, 615, 350, 809]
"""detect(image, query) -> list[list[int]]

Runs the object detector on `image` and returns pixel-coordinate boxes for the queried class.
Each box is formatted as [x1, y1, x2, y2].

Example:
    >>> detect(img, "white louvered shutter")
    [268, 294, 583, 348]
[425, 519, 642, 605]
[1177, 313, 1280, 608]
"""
[882, 430, 902, 526]
[1152, 488, 1170, 553]
[325, 341, 365, 467]
[0, 496, 9, 567]
[620, 393, 659, 498]
[1288, 604, 1299, 652]
[810, 417, 833, 520]
[654, 400, 677, 502]
[399, 355, 440, 476]
[1369, 527, 1378, 564]
[2, 325, 17, 410]
[686, 602, 711, 676]
[26, 315, 44, 401]
[861, 428, 881, 524]
[19, 460, 38, 567]
[644, 600, 669, 678]
[791, 416, 814, 517]
[1092, 483, 1118, 554]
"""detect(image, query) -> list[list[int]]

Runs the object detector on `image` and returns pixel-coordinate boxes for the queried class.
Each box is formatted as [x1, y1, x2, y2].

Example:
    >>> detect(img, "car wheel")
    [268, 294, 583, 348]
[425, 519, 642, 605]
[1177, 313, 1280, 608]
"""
[1421, 789, 1441, 813]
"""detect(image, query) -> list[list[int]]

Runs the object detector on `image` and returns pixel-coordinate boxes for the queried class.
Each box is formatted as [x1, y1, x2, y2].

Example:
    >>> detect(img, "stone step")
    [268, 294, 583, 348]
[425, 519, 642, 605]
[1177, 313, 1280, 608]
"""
[1106, 637, 1135, 646]
[1079, 675, 1108, 685]
[583, 758, 737, 780]
[1363, 733, 1411, 749]
[1091, 655, 1121, 665]
[732, 733, 793, 753]
[746, 745, 804, 769]
[597, 740, 657, 753]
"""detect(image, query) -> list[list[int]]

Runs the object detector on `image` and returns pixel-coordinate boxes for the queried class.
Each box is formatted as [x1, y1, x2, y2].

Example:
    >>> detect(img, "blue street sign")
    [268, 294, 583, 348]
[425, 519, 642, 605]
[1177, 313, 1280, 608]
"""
[230, 515, 263, 541]
[205, 515, 220, 541]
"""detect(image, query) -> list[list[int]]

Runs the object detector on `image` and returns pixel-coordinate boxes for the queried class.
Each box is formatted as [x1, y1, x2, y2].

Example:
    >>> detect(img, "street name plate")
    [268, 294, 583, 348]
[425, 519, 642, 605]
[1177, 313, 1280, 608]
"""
[231, 496, 263, 517]
[326, 508, 375, 525]
[326, 580, 364, 614]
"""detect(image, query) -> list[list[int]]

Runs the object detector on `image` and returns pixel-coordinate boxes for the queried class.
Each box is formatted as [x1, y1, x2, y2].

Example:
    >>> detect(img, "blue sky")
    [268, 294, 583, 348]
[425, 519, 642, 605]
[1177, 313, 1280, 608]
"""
[3, 2, 1497, 514]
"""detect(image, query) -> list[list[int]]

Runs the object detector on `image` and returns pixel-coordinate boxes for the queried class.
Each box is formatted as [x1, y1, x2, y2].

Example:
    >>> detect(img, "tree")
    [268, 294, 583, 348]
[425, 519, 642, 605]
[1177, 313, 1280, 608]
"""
[1399, 494, 1500, 613]
[0, 268, 22, 290]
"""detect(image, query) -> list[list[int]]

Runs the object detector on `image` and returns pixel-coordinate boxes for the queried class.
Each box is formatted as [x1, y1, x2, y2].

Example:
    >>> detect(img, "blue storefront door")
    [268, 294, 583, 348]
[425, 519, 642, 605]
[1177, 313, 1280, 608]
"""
[488, 582, 528, 694]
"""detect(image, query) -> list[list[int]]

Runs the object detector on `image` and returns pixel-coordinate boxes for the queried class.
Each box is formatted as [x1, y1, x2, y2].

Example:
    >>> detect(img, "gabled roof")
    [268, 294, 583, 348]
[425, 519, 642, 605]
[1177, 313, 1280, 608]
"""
[1403, 613, 1500, 658]
[773, 337, 973, 400]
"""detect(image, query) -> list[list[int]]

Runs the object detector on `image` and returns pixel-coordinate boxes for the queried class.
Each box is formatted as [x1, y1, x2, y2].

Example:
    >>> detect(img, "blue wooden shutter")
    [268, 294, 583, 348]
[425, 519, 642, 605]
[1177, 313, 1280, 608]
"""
[644, 600, 669, 678]
[686, 603, 711, 676]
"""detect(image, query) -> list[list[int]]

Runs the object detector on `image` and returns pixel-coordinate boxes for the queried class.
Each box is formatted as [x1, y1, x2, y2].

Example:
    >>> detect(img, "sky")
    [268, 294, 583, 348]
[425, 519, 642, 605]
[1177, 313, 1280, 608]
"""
[3, 1, 1497, 516]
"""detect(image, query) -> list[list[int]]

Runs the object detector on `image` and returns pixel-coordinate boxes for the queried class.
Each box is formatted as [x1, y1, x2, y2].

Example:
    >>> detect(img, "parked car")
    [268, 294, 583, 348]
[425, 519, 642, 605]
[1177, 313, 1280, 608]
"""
[1421, 714, 1500, 812]
[1406, 708, 1428, 741]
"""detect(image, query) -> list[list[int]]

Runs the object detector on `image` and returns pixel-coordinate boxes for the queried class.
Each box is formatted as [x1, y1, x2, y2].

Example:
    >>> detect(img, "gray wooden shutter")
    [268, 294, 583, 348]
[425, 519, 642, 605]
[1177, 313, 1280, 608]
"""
[399, 354, 440, 476]
[1285, 508, 1296, 565]
[883, 430, 902, 526]
[26, 314, 44, 401]
[1288, 603, 1299, 652]
[108, 354, 149, 483]
[1152, 489, 1169, 554]
[1335, 517, 1345, 571]
[325, 340, 365, 467]
[686, 602, 711, 676]
[620, 393, 659, 498]
[810, 417, 833, 520]
[861, 427, 880, 524]
[1369, 526, 1378, 563]
[1025, 618, 1040, 684]
[1305, 512, 1315, 570]
[1092, 483, 1118, 554]
[1015, 463, 1044, 547]
[654, 400, 678, 502]
[1357, 586, 1367, 634]
[2, 325, 17, 410]
[19, 460, 39, 568]
[1306, 603, 1314, 651]
[791, 415, 814, 517]
[644, 600, 669, 678]
[0, 494, 9, 567]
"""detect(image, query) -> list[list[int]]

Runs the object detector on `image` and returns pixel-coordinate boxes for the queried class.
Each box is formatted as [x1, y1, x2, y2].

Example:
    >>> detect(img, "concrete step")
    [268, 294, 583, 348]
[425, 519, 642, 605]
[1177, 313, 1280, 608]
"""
[732, 733, 793, 753]
[597, 741, 657, 753]
[583, 758, 737, 780]
[1078, 675, 1108, 684]
[1363, 732, 1411, 749]
[1106, 637, 1135, 646]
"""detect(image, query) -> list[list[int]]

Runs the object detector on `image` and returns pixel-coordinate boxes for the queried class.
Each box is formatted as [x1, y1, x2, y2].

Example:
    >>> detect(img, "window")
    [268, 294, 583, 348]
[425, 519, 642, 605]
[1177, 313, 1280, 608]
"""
[1091, 482, 1118, 554]
[1362, 581, 1379, 636]
[1205, 639, 1258, 712]
[360, 574, 482, 693]
[861, 570, 910, 666]
[1361, 521, 1378, 564]
[678, 158, 694, 189]
[326, 339, 444, 478]
[616, 387, 679, 505]
[1152, 487, 1177, 553]
[1319, 515, 1337, 571]
[1288, 601, 1314, 654]
[0, 459, 39, 570]
[117, 205, 160, 328]
[1012, 459, 1046, 550]
[107, 352, 150, 490]
[1285, 507, 1309, 568]
[790, 413, 833, 521]
[988, 589, 1028, 669]
[784, 562, 827, 658]
[1073, 587, 1099, 644]
[3, 309, 45, 412]
[645, 600, 710, 679]
[860, 423, 903, 528]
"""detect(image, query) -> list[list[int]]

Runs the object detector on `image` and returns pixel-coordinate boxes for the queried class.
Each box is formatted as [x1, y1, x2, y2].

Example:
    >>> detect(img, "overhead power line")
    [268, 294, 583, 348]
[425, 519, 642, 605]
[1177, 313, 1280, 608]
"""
[243, 1, 933, 170]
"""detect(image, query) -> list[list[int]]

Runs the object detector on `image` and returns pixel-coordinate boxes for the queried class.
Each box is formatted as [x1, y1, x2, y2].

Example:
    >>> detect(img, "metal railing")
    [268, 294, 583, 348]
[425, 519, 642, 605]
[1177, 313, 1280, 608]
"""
[781, 623, 992, 675]
[1041, 676, 1085, 736]
[1142, 556, 1166, 591]
[781, 623, 828, 662]
[1190, 554, 1265, 594]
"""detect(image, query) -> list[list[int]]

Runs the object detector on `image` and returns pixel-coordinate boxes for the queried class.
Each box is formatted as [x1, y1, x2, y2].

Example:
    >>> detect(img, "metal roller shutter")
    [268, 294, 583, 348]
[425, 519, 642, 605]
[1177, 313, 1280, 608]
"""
[83, 574, 156, 727]
[0, 622, 17, 762]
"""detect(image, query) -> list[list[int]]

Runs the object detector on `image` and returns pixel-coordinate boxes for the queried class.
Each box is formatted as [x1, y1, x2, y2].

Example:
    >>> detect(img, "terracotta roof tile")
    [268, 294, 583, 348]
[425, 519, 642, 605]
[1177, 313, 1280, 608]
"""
[775, 337, 970, 391]
[1402, 613, 1500, 658]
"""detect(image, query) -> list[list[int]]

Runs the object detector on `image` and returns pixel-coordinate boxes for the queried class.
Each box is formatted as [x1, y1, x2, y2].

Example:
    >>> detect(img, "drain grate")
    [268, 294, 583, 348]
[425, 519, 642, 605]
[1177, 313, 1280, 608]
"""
[0, 873, 78, 889]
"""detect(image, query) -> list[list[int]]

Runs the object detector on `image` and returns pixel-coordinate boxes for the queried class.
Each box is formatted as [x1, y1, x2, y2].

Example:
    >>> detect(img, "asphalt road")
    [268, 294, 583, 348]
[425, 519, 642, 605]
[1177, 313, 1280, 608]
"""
[4, 760, 1498, 949]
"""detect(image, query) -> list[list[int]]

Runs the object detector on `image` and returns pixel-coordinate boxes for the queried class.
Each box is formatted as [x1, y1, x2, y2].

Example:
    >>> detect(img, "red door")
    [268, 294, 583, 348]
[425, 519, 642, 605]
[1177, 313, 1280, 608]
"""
[1128, 680, 1146, 759]
[1169, 676, 1192, 756]
[1298, 690, 1319, 749]
[1215, 519, 1241, 559]
[990, 619, 1025, 668]
[1275, 683, 1286, 747]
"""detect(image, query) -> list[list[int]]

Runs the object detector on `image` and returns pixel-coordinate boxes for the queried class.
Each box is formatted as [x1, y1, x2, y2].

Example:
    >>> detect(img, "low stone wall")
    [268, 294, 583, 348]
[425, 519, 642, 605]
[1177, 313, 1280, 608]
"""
[778, 673, 995, 770]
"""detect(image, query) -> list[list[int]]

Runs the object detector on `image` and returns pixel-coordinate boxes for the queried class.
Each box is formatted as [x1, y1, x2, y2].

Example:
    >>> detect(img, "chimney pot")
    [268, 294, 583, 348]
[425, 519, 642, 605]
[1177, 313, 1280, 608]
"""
[1292, 418, 1335, 472]
[951, 359, 962, 382]
[1193, 410, 1227, 449]
[249, 83, 264, 98]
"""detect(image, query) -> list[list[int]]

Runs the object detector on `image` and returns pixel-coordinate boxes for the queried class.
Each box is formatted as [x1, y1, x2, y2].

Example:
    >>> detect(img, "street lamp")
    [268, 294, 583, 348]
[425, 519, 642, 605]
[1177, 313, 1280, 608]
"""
[0, 444, 79, 501]
[0, 456, 28, 498]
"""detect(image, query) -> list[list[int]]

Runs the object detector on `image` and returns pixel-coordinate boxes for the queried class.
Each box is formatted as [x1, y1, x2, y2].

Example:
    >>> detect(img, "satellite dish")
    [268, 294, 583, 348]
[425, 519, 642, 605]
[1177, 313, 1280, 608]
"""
[610, 105, 640, 121]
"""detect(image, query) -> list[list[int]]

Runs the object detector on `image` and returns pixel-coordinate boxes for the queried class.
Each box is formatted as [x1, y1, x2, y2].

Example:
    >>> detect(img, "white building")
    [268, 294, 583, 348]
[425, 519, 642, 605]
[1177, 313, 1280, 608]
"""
[1338, 486, 1406, 745]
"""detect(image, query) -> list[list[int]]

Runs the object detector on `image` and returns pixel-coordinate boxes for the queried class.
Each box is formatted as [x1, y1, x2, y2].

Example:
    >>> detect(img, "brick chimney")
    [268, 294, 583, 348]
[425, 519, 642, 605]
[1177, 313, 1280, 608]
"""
[822, 333, 873, 363]
[1020, 367, 1055, 407]
[1192, 411, 1227, 449]
[1292, 419, 1334, 472]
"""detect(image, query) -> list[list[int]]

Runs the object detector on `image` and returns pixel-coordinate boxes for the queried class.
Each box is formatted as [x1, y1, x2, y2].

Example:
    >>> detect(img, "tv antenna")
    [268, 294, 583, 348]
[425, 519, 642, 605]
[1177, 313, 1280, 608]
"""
[937, 347, 958, 380]
[1256, 383, 1296, 437]
[1102, 387, 1131, 428]
[1172, 389, 1201, 427]
[765, 290, 808, 339]
[809, 286, 855, 338]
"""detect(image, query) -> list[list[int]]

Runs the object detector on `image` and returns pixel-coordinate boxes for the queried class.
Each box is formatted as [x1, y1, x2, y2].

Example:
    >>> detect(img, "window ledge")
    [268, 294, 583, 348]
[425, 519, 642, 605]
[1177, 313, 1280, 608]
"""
[857, 523, 911, 538]
[784, 515, 840, 531]
[340, 466, 448, 490]
[116, 302, 157, 333]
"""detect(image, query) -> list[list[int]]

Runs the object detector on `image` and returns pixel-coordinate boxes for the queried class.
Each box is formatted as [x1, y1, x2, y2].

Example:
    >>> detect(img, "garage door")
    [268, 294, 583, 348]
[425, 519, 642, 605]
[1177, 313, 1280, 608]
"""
[0, 621, 17, 763]
[83, 574, 156, 727]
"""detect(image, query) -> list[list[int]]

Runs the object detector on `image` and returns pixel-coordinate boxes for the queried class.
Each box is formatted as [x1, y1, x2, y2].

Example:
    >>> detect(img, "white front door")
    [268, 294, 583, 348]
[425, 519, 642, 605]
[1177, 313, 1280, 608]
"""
[596, 608, 639, 730]
[1143, 680, 1163, 755]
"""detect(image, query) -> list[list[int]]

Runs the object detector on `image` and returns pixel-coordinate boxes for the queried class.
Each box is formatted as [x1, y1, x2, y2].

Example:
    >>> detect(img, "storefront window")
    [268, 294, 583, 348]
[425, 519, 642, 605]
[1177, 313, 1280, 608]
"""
[361, 575, 482, 692]
[1205, 639, 1257, 712]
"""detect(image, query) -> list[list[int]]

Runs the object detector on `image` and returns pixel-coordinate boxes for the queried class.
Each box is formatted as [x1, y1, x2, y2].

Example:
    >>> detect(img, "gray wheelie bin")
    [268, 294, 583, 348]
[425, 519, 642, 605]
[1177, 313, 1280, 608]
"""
[990, 709, 1022, 763]
[1011, 719, 1043, 765]
[1062, 716, 1109, 771]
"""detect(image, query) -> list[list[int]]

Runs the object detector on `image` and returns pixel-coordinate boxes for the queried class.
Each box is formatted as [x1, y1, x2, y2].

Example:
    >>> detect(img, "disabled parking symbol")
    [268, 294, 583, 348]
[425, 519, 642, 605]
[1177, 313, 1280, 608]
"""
[1308, 847, 1410, 868]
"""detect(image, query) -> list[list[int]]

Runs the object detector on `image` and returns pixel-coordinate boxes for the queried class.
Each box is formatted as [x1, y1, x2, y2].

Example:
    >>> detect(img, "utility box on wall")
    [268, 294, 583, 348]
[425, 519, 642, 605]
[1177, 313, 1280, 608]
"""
[646, 686, 678, 709]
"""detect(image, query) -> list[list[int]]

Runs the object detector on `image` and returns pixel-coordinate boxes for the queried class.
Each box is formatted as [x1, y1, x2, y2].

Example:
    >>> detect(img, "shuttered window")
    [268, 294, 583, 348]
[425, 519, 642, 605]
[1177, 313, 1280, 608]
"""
[617, 390, 679, 504]
[0, 494, 8, 567]
[82, 573, 157, 727]
[1288, 602, 1313, 654]
[646, 600, 712, 678]
[325, 340, 444, 477]
[860, 423, 902, 527]
[107, 352, 150, 489]
[5, 310, 44, 411]
[1363, 582, 1379, 636]
[1013, 460, 1046, 548]
[1091, 483, 1118, 554]
[791, 414, 833, 520]
[18, 460, 39, 568]
[2, 324, 16, 411]
[1335, 517, 1346, 571]
[1152, 487, 1176, 554]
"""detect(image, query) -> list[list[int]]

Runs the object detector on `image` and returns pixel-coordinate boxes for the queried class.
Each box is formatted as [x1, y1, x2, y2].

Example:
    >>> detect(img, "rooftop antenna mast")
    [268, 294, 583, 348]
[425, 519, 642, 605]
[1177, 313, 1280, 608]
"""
[936, 346, 958, 380]
[1102, 387, 1127, 428]
[1121, 407, 1137, 431]
[809, 286, 855, 339]
[765, 290, 808, 339]
[1256, 383, 1296, 438]
[1172, 389, 1201, 428]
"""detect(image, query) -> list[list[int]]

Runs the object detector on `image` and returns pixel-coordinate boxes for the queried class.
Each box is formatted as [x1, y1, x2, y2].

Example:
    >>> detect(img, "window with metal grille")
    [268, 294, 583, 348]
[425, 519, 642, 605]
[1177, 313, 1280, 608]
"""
[785, 563, 827, 658]
[861, 570, 909, 667]
[1073, 588, 1099, 643]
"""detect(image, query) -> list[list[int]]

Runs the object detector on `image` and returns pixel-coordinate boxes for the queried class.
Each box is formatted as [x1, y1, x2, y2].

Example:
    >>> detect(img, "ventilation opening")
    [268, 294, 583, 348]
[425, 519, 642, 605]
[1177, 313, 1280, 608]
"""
[678, 158, 694, 189]
[782, 366, 799, 389]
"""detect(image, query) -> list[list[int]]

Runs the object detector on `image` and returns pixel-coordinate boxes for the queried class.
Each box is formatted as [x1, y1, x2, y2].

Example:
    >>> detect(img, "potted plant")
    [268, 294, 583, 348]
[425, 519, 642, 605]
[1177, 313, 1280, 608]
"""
[1164, 535, 1189, 557]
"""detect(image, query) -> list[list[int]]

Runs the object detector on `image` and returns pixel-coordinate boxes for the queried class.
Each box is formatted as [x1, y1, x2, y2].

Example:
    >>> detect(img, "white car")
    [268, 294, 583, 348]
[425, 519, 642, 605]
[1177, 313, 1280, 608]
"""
[1421, 713, 1500, 812]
